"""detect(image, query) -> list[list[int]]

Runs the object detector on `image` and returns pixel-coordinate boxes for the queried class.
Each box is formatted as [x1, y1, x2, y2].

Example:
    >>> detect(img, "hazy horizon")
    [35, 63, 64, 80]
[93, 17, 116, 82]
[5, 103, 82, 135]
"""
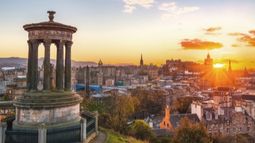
[1, 0, 255, 69]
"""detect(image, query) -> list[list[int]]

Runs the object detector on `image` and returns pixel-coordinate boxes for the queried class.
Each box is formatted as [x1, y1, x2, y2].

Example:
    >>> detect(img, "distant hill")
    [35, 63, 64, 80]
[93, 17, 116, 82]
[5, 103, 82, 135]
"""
[0, 57, 27, 68]
[0, 57, 97, 68]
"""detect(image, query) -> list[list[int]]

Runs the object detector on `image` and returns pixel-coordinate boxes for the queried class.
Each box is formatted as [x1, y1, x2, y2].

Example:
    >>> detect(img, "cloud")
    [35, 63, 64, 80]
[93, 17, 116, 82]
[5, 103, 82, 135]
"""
[158, 2, 199, 19]
[123, 0, 154, 13]
[228, 32, 246, 36]
[249, 30, 255, 35]
[204, 27, 222, 35]
[229, 30, 255, 47]
[231, 44, 241, 48]
[180, 39, 223, 50]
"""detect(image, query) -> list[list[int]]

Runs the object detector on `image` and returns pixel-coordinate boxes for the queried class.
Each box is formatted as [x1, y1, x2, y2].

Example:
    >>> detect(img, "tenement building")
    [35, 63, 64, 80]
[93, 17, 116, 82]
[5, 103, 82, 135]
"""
[191, 87, 255, 137]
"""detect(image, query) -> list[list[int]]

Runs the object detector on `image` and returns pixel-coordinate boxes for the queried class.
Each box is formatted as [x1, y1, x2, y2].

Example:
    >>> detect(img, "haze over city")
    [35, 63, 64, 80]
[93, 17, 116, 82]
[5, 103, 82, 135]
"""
[1, 0, 255, 69]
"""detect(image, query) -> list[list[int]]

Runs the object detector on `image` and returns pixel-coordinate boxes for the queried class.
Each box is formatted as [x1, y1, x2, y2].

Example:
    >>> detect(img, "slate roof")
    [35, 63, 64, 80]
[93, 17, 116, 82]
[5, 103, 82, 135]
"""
[242, 95, 255, 101]
[170, 113, 200, 128]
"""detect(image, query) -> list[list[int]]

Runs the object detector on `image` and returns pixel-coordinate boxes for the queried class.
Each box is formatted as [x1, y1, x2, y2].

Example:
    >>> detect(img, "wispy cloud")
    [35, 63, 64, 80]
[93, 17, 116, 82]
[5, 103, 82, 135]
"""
[123, 0, 155, 13]
[158, 2, 199, 20]
[180, 39, 223, 50]
[204, 26, 222, 35]
[229, 30, 255, 47]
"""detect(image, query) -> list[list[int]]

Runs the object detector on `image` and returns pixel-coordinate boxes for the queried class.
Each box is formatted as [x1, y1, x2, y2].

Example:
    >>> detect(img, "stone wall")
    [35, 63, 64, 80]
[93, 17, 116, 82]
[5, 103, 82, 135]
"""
[17, 104, 80, 124]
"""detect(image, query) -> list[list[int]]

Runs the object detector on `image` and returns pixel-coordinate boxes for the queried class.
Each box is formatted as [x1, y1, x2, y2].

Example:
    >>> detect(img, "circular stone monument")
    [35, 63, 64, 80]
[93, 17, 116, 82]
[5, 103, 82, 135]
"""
[13, 11, 82, 130]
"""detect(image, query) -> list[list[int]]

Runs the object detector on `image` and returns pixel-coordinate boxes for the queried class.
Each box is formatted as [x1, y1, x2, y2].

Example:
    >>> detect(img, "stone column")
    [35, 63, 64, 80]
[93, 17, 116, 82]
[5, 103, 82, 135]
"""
[27, 40, 33, 90]
[80, 118, 87, 143]
[56, 40, 64, 90]
[43, 40, 51, 91]
[38, 124, 47, 143]
[0, 122, 7, 143]
[31, 40, 40, 90]
[65, 42, 72, 91]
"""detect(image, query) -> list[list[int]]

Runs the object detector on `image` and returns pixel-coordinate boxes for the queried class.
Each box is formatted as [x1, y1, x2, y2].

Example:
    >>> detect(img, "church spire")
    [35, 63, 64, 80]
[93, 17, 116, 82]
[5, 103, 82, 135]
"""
[207, 52, 210, 59]
[98, 59, 103, 67]
[228, 60, 232, 72]
[140, 54, 144, 66]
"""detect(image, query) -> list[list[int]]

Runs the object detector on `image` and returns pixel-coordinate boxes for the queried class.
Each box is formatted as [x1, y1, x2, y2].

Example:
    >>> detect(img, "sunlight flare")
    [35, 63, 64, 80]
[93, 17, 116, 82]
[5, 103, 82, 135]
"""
[213, 63, 225, 69]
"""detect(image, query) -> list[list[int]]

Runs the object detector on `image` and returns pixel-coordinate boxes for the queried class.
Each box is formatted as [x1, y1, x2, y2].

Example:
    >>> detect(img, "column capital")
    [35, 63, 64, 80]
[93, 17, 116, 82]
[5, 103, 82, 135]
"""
[58, 40, 65, 45]
[65, 41, 73, 47]
[43, 39, 51, 47]
[53, 40, 65, 48]
[29, 39, 40, 46]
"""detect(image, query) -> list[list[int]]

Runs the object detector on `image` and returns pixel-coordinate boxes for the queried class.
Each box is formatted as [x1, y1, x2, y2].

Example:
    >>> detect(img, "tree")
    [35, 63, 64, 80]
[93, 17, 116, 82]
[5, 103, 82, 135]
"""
[128, 120, 155, 141]
[81, 94, 139, 133]
[80, 97, 106, 113]
[131, 88, 167, 115]
[213, 134, 249, 143]
[107, 95, 140, 132]
[172, 97, 193, 113]
[157, 137, 173, 143]
[173, 117, 211, 143]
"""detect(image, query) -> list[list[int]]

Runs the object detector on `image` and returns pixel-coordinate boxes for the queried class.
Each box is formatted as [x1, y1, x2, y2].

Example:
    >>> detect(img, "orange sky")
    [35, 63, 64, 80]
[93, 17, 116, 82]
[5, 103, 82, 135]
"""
[0, 0, 255, 70]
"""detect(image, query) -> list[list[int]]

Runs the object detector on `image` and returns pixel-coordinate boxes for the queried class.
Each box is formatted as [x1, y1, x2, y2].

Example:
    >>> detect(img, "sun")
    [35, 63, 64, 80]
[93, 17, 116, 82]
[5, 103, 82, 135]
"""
[213, 63, 225, 69]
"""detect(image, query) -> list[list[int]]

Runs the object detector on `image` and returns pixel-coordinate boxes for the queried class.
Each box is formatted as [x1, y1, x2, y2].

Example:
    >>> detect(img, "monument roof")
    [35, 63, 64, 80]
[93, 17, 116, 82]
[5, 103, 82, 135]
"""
[23, 11, 77, 33]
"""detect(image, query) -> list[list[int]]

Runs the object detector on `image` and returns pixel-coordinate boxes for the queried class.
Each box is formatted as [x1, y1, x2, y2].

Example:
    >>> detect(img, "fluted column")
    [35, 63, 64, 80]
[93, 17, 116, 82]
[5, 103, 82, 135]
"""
[65, 41, 72, 91]
[31, 40, 40, 90]
[56, 40, 64, 90]
[27, 40, 33, 90]
[43, 39, 51, 90]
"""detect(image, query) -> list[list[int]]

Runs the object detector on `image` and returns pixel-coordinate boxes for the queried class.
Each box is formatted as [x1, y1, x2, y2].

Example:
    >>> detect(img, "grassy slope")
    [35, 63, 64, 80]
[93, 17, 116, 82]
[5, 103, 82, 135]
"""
[102, 128, 148, 143]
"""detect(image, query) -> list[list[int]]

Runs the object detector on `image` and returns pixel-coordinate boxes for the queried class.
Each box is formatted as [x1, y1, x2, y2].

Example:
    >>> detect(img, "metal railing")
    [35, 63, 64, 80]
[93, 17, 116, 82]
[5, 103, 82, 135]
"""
[2, 111, 98, 143]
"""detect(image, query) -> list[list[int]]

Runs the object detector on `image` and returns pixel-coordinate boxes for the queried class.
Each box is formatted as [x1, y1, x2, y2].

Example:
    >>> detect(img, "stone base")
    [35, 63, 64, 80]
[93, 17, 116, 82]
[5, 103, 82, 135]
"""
[6, 120, 81, 143]
[14, 91, 82, 109]
[9, 91, 84, 143]
[13, 90, 82, 129]
[15, 104, 80, 127]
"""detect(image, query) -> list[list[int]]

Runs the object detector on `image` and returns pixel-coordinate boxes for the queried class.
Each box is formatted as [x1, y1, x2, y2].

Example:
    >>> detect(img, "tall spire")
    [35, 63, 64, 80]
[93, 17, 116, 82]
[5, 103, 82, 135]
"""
[140, 54, 144, 66]
[207, 52, 210, 59]
[228, 60, 232, 72]
[98, 59, 103, 67]
[244, 67, 249, 76]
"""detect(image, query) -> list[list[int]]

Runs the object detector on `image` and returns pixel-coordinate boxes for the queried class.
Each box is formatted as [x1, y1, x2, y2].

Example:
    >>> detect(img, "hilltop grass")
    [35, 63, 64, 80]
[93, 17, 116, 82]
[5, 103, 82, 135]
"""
[101, 128, 148, 143]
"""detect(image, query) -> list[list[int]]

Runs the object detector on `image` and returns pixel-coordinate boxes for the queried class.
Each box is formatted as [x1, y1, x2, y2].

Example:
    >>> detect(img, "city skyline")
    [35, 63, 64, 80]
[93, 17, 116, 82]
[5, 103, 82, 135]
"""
[1, 0, 255, 69]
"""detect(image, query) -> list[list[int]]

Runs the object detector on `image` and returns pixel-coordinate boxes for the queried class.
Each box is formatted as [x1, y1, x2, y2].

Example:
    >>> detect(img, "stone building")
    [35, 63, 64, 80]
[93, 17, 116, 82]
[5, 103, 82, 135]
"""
[204, 53, 213, 68]
[76, 65, 142, 86]
[205, 111, 255, 137]
[159, 105, 200, 130]
[0, 67, 26, 95]
[5, 76, 27, 99]
[191, 88, 255, 137]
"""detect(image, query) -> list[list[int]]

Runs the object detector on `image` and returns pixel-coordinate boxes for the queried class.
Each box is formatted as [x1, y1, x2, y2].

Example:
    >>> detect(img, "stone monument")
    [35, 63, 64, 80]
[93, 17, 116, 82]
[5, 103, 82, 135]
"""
[11, 11, 83, 143]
